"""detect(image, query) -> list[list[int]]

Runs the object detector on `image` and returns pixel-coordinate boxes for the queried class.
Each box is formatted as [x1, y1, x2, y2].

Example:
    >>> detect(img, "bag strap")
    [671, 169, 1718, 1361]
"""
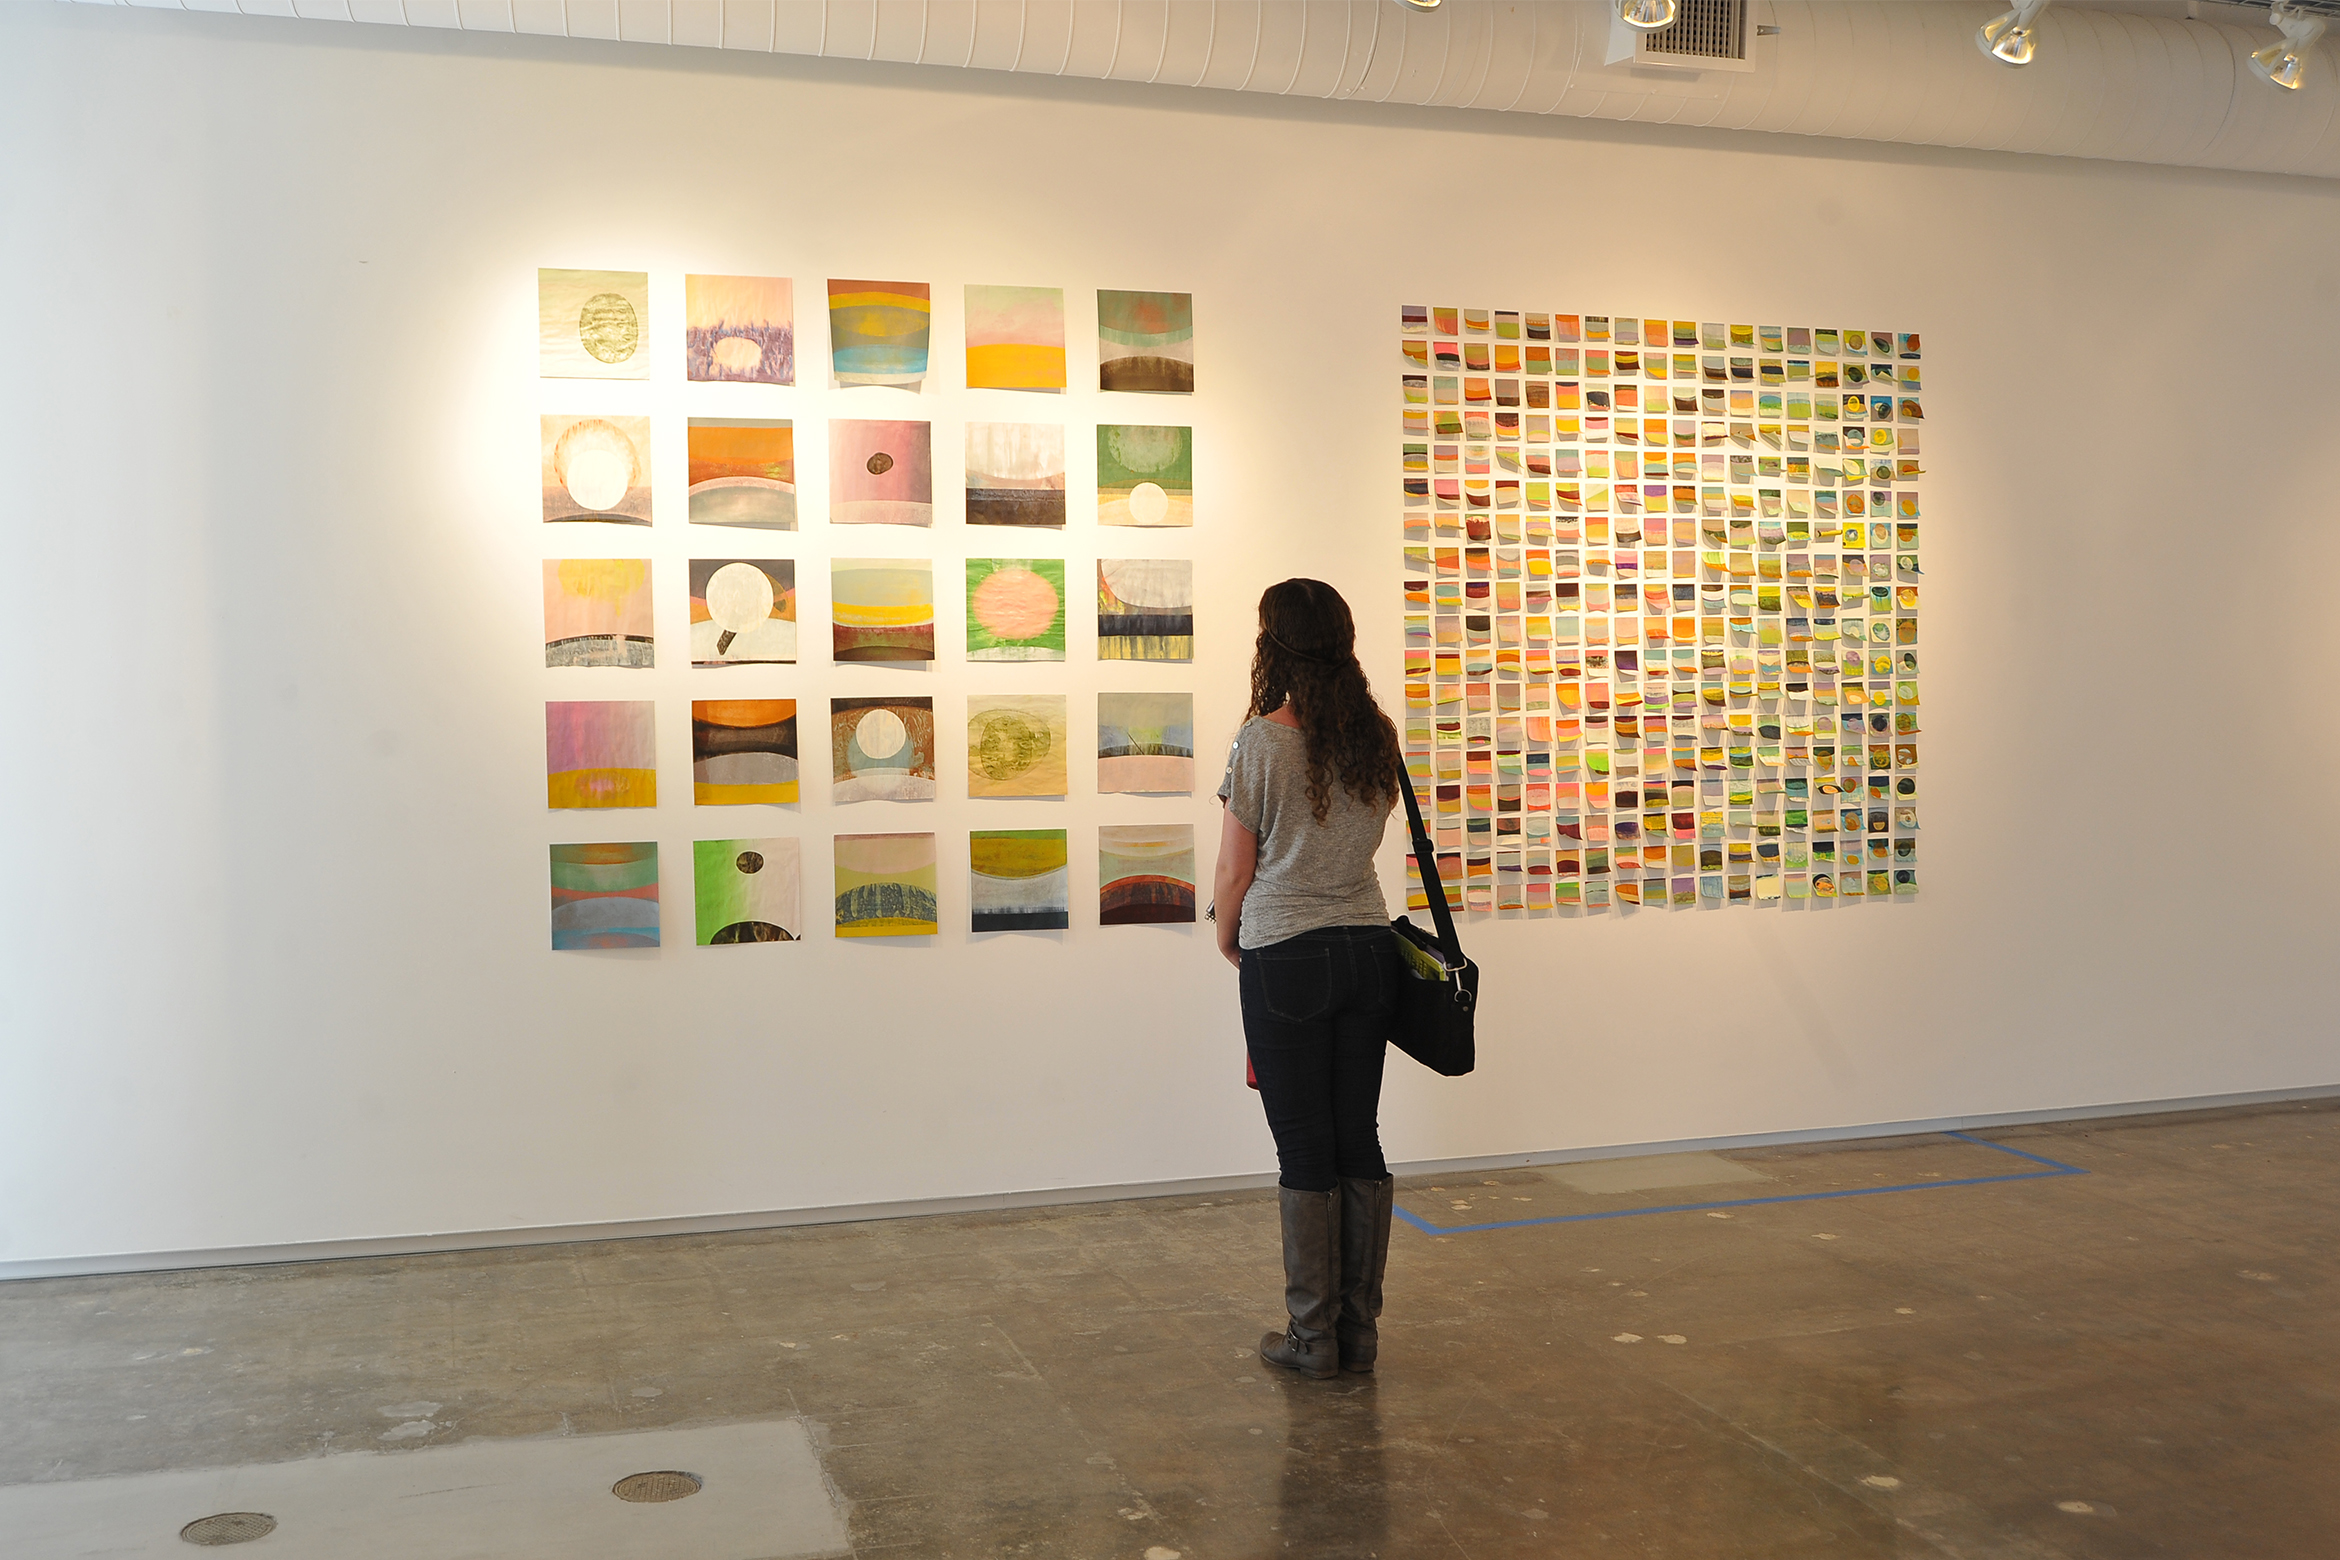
[1397, 757, 1465, 972]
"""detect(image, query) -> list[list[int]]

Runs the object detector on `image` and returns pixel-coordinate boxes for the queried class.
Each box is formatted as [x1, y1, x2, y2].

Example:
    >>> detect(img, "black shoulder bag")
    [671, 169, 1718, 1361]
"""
[1388, 766, 1479, 1076]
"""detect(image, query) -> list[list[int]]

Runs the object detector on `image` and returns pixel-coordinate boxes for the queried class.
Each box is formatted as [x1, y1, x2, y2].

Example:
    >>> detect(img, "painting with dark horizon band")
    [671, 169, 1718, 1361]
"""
[543, 559, 652, 668]
[692, 699, 797, 805]
[1097, 559, 1193, 661]
[1097, 289, 1193, 393]
[1098, 824, 1197, 925]
[970, 829, 1069, 932]
[832, 559, 934, 663]
[964, 423, 1065, 528]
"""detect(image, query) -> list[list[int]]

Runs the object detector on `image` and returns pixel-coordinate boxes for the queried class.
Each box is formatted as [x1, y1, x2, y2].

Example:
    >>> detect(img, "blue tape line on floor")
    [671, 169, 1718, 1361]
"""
[1393, 1133, 2087, 1236]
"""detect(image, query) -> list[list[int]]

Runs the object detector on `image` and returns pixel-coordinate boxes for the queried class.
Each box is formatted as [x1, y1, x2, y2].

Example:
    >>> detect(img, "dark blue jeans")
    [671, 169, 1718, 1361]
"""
[1239, 925, 1400, 1193]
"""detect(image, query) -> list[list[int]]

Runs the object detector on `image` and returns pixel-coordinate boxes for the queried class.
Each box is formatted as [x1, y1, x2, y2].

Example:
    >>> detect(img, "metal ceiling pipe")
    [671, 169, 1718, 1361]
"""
[70, 0, 2340, 178]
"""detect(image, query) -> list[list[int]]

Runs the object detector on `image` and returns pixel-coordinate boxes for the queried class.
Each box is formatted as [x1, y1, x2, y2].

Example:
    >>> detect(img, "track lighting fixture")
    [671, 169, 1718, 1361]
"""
[2250, 2, 2327, 90]
[1392, 0, 1440, 12]
[1618, 0, 1679, 33]
[1976, 0, 2049, 66]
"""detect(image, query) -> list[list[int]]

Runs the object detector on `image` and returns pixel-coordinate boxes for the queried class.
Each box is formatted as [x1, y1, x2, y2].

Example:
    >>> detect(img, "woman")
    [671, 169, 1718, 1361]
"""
[1214, 578, 1405, 1381]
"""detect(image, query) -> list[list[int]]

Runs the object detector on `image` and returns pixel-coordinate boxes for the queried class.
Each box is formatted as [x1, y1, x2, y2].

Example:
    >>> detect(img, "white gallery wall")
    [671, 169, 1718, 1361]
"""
[4, 4, 2338, 1273]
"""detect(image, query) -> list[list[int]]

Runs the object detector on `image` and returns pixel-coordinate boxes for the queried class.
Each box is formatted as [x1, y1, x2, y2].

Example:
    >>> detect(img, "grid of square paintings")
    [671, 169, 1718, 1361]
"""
[538, 269, 1199, 950]
[1398, 306, 1924, 914]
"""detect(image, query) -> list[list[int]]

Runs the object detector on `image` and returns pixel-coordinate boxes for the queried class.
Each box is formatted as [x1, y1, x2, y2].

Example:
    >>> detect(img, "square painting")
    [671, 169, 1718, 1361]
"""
[965, 284, 1066, 391]
[693, 837, 801, 944]
[966, 558, 1066, 661]
[832, 559, 934, 663]
[1097, 559, 1193, 661]
[835, 832, 939, 938]
[543, 559, 652, 668]
[549, 842, 658, 949]
[685, 274, 793, 384]
[1097, 425, 1193, 526]
[543, 415, 652, 524]
[692, 699, 797, 805]
[539, 268, 648, 379]
[1099, 824, 1198, 925]
[967, 693, 1068, 798]
[1098, 691, 1194, 794]
[830, 420, 933, 526]
[687, 418, 795, 530]
[545, 700, 655, 809]
[690, 559, 796, 665]
[831, 696, 937, 802]
[829, 279, 930, 389]
[1097, 289, 1193, 393]
[970, 829, 1070, 932]
[965, 423, 1066, 528]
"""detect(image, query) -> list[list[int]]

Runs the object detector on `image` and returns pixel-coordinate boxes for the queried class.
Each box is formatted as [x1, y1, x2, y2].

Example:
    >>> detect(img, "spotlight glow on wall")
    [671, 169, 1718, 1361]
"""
[1618, 0, 1680, 32]
[2250, 2, 2327, 90]
[1976, 0, 2050, 66]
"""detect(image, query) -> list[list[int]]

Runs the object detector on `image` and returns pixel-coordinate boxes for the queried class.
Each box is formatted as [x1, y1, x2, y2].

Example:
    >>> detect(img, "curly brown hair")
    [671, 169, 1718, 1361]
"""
[1247, 578, 1402, 824]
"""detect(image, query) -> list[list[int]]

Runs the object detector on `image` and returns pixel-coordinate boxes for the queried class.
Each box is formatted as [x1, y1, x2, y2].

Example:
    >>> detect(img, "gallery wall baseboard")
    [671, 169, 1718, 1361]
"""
[6, 1082, 2335, 1283]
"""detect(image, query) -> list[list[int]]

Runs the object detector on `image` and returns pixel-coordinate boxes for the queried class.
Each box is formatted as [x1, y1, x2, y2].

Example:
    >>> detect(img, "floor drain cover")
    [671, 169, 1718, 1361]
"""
[180, 1512, 279, 1545]
[612, 1470, 703, 1503]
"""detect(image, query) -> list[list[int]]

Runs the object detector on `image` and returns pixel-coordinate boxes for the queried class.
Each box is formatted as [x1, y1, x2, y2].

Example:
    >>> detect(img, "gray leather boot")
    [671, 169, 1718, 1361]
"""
[1259, 1185, 1343, 1380]
[1336, 1175, 1395, 1373]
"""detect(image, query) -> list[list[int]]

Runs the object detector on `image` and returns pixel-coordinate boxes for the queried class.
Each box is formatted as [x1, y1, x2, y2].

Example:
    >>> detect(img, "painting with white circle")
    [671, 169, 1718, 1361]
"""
[690, 559, 796, 665]
[1097, 424, 1192, 527]
[542, 414, 652, 525]
[830, 696, 936, 803]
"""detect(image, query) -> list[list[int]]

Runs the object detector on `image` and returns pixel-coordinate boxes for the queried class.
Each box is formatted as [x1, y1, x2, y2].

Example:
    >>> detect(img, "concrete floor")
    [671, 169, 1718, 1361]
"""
[3, 1100, 2336, 1558]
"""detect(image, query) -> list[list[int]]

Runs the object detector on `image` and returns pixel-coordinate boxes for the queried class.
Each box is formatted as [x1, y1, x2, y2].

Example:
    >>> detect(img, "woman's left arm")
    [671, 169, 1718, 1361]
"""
[1213, 804, 1257, 968]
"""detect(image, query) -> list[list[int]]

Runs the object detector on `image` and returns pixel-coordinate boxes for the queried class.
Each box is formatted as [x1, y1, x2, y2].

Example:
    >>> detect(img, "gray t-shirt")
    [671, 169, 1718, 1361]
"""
[1217, 716, 1393, 950]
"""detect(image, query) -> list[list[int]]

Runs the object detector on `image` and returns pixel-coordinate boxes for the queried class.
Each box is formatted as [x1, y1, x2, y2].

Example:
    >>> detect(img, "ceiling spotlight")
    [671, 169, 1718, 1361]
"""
[1393, 0, 1439, 11]
[2250, 2, 2327, 90]
[1976, 0, 2049, 66]
[1619, 0, 1679, 32]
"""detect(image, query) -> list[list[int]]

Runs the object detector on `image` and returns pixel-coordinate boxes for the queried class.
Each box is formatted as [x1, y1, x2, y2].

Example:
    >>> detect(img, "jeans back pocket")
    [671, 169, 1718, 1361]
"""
[1252, 947, 1334, 1023]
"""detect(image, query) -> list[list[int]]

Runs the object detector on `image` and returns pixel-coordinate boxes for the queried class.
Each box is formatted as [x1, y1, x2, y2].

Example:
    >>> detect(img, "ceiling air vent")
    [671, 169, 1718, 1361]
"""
[1606, 0, 1757, 73]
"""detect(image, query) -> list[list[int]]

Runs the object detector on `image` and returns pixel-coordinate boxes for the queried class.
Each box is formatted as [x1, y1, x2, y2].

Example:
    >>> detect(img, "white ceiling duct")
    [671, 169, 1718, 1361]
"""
[66, 0, 2340, 178]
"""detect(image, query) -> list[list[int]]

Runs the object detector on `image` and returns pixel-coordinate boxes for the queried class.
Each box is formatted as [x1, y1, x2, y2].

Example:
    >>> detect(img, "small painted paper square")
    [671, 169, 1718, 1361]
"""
[831, 559, 934, 663]
[1099, 824, 1197, 925]
[967, 693, 1068, 798]
[966, 558, 1066, 661]
[690, 559, 795, 665]
[965, 423, 1066, 527]
[1097, 289, 1193, 393]
[539, 268, 648, 379]
[687, 418, 795, 529]
[692, 699, 797, 805]
[549, 842, 658, 949]
[971, 829, 1070, 932]
[1098, 559, 1193, 661]
[828, 279, 930, 388]
[832, 696, 937, 802]
[543, 559, 652, 668]
[693, 837, 801, 944]
[1097, 425, 1193, 527]
[542, 415, 651, 524]
[545, 700, 655, 809]
[1098, 691, 1195, 794]
[834, 832, 939, 938]
[685, 274, 793, 384]
[830, 421, 933, 526]
[964, 284, 1066, 390]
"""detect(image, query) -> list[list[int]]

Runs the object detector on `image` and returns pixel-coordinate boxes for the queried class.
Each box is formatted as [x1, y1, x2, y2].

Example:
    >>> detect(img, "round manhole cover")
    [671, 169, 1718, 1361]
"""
[612, 1470, 703, 1503]
[180, 1512, 279, 1545]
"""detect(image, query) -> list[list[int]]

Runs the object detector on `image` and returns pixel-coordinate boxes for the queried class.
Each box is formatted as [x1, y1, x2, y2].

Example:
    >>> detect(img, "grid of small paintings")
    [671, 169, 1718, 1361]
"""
[536, 269, 1198, 947]
[1398, 306, 1924, 914]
